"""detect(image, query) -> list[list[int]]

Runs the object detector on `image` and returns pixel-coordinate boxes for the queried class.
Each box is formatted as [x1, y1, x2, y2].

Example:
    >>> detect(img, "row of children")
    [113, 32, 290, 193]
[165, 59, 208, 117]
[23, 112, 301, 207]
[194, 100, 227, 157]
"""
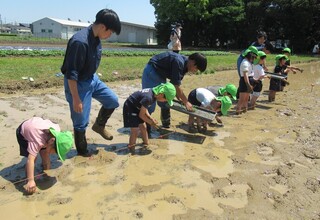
[236, 45, 303, 114]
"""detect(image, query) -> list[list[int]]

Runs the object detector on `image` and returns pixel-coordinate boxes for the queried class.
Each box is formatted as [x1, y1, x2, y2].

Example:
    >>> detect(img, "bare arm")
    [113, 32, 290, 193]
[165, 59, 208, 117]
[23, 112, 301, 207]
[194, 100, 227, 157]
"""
[25, 154, 37, 194]
[287, 65, 303, 73]
[174, 85, 193, 111]
[40, 149, 50, 170]
[243, 71, 253, 92]
[68, 79, 82, 113]
[139, 106, 158, 127]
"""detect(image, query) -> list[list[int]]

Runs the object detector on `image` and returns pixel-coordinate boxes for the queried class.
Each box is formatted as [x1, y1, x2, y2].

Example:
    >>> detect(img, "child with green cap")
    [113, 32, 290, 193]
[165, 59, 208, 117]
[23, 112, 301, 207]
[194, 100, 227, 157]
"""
[250, 51, 270, 109]
[282, 47, 303, 75]
[123, 82, 176, 151]
[268, 54, 291, 102]
[187, 88, 232, 133]
[236, 49, 257, 114]
[206, 83, 238, 101]
[237, 46, 259, 78]
[16, 117, 73, 194]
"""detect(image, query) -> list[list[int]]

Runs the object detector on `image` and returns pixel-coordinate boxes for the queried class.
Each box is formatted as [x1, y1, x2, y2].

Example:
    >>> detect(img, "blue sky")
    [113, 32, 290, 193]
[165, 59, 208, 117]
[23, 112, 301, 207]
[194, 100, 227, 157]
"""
[0, 0, 156, 26]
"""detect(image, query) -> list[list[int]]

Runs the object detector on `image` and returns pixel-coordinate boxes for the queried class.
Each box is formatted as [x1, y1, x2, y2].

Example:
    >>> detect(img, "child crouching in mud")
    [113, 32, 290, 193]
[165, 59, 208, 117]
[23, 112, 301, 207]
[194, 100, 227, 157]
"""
[123, 82, 176, 152]
[16, 117, 73, 194]
[187, 88, 232, 133]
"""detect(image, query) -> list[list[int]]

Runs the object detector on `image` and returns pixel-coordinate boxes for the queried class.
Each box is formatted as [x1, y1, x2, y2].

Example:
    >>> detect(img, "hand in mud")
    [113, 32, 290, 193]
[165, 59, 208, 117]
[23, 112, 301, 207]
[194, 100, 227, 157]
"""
[247, 85, 253, 93]
[24, 180, 37, 194]
[185, 102, 194, 112]
[151, 119, 159, 129]
[283, 79, 290, 85]
[215, 116, 223, 124]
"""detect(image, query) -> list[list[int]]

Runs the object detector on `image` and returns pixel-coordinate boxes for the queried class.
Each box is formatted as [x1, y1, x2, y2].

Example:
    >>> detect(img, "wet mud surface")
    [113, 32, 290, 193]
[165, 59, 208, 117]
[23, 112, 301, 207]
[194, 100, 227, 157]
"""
[0, 61, 319, 219]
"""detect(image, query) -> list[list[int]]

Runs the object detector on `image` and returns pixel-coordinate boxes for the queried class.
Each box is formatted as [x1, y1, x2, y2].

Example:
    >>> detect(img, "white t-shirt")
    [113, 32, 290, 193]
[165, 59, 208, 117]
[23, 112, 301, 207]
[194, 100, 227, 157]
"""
[196, 88, 216, 108]
[253, 64, 265, 80]
[240, 59, 253, 77]
[312, 44, 319, 53]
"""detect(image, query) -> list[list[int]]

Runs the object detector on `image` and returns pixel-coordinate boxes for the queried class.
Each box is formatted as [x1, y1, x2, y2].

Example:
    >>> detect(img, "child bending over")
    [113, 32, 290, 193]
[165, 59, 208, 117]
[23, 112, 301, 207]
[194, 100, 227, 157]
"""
[187, 88, 232, 133]
[123, 82, 176, 151]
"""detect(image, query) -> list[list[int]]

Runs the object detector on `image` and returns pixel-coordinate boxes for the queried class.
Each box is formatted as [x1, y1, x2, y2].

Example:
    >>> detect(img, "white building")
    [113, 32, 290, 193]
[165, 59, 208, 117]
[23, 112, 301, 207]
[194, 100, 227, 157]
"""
[0, 24, 32, 35]
[32, 17, 157, 45]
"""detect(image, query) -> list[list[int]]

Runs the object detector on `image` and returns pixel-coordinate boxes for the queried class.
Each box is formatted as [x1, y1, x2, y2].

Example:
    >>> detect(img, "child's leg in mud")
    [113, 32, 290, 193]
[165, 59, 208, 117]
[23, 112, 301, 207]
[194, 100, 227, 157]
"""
[139, 122, 149, 146]
[268, 90, 276, 102]
[129, 127, 139, 150]
[188, 115, 197, 132]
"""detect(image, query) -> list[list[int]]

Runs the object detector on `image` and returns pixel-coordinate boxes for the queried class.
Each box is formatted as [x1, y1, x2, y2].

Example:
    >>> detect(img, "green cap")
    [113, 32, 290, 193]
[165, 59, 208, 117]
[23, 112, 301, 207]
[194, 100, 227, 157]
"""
[49, 128, 73, 161]
[242, 49, 251, 57]
[253, 51, 267, 64]
[242, 46, 258, 57]
[225, 84, 237, 100]
[248, 46, 258, 56]
[152, 82, 176, 106]
[215, 96, 232, 116]
[258, 51, 266, 57]
[282, 47, 291, 54]
[275, 54, 288, 60]
[275, 54, 288, 65]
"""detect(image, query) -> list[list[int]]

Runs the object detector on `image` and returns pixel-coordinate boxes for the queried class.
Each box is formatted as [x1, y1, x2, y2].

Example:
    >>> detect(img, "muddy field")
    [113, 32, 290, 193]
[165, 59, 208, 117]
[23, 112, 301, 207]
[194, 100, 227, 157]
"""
[0, 61, 319, 219]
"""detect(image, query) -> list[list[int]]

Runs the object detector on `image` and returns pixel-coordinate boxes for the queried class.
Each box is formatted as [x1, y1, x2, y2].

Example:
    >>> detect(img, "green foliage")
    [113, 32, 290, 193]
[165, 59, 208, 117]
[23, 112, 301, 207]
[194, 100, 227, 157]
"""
[0, 52, 316, 86]
[0, 35, 68, 43]
[151, 0, 245, 47]
[0, 50, 65, 57]
[151, 0, 320, 51]
[0, 49, 234, 57]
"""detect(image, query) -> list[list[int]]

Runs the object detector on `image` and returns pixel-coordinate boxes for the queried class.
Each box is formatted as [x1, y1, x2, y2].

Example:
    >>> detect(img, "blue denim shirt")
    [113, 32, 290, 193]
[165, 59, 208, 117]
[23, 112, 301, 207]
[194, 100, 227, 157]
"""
[61, 25, 102, 81]
[148, 52, 188, 86]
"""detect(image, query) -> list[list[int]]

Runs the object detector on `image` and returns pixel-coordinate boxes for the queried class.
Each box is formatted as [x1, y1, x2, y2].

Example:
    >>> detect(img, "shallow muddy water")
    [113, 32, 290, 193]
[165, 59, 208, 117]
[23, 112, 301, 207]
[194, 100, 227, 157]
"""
[0, 61, 319, 219]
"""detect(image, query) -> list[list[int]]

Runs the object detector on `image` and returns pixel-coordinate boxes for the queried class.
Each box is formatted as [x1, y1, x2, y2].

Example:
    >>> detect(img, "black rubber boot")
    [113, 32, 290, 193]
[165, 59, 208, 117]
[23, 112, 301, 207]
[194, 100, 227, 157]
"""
[74, 130, 88, 156]
[92, 107, 115, 140]
[161, 108, 171, 128]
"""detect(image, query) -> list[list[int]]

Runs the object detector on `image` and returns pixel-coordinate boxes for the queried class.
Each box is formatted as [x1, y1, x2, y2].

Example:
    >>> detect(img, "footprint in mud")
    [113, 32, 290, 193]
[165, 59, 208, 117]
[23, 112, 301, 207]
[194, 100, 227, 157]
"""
[163, 195, 183, 204]
[305, 177, 320, 193]
[10, 98, 34, 111]
[205, 152, 220, 161]
[47, 197, 72, 205]
[130, 183, 162, 195]
[257, 145, 274, 156]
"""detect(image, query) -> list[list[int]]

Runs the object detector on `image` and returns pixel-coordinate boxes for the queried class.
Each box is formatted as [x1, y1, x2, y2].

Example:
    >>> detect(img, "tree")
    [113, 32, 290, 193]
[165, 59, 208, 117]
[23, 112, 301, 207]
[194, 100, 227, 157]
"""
[150, 0, 245, 48]
[150, 0, 320, 51]
[243, 0, 320, 51]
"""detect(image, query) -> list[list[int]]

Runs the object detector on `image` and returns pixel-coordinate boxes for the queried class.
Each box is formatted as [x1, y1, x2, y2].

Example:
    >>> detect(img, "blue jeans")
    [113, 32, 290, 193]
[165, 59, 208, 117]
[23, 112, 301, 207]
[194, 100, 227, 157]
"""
[141, 64, 168, 114]
[64, 74, 119, 131]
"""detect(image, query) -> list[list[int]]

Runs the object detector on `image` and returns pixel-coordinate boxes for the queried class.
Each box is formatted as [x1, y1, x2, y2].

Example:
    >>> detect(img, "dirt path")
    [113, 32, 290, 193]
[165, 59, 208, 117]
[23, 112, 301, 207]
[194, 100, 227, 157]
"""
[0, 61, 319, 219]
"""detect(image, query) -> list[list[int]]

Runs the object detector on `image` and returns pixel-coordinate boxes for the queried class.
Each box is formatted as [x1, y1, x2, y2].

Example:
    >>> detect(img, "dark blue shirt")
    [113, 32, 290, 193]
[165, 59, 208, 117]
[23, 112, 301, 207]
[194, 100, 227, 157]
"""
[126, 88, 155, 112]
[148, 52, 188, 86]
[61, 25, 102, 81]
[251, 41, 265, 51]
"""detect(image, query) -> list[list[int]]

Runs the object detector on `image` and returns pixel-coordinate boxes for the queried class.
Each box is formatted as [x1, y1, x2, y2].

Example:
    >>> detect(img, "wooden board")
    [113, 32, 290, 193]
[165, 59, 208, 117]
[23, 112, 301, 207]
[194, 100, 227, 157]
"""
[170, 100, 216, 121]
[266, 72, 287, 80]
